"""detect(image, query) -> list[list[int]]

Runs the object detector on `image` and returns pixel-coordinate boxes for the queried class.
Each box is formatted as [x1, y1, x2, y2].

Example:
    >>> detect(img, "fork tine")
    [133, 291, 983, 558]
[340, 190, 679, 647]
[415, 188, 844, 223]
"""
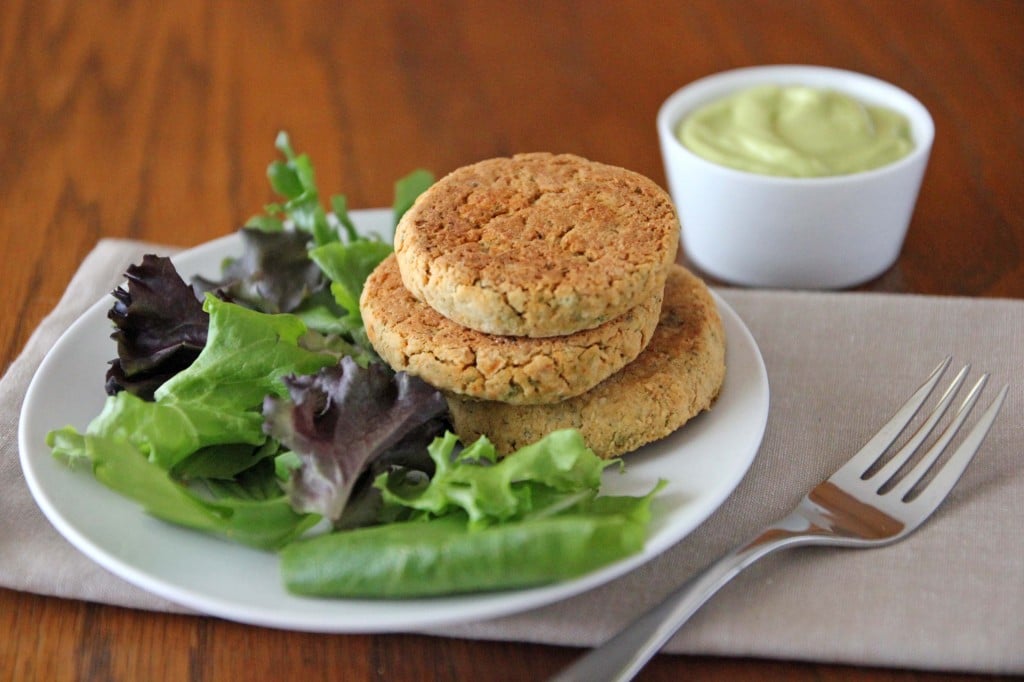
[896, 382, 1007, 510]
[833, 356, 952, 481]
[886, 373, 988, 500]
[868, 364, 971, 488]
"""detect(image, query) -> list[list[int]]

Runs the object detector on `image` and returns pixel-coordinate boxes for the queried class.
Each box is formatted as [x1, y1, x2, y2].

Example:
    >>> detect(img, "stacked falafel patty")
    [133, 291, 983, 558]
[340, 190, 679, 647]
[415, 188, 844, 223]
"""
[360, 152, 726, 459]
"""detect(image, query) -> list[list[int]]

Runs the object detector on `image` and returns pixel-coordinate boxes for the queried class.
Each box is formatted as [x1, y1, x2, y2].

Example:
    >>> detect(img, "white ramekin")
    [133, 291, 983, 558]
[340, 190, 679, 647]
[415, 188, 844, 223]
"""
[657, 65, 934, 289]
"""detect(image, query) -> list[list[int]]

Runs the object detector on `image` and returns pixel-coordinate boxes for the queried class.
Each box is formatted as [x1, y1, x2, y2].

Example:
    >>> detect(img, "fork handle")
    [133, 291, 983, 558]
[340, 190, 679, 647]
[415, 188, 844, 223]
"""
[550, 513, 820, 682]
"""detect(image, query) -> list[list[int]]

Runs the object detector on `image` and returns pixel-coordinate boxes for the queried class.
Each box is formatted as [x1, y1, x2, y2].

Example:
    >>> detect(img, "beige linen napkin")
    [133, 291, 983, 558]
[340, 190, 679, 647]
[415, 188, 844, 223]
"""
[2, 239, 1022, 674]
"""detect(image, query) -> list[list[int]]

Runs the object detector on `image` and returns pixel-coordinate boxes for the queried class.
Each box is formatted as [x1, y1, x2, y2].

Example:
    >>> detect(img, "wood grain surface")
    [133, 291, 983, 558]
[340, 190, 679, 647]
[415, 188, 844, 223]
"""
[2, 1, 1021, 680]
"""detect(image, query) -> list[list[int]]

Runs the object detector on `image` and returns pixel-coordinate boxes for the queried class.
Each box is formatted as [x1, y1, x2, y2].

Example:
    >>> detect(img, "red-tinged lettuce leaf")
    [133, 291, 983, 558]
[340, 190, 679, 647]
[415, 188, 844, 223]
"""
[192, 227, 325, 314]
[106, 255, 209, 400]
[330, 420, 442, 530]
[263, 356, 447, 524]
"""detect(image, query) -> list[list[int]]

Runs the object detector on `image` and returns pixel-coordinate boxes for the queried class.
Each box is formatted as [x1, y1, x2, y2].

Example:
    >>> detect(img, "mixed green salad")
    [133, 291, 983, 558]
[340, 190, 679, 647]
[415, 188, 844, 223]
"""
[46, 133, 663, 598]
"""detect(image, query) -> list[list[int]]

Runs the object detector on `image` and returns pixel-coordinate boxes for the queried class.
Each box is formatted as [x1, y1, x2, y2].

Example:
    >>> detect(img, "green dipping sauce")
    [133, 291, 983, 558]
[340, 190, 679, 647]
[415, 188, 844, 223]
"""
[677, 84, 915, 177]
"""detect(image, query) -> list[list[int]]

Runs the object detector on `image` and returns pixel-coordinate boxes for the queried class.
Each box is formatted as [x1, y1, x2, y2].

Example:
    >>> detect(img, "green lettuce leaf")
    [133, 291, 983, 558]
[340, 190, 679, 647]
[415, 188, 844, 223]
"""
[392, 169, 435, 227]
[154, 295, 337, 409]
[377, 429, 614, 528]
[49, 429, 316, 550]
[309, 240, 394, 321]
[260, 131, 336, 246]
[249, 131, 433, 249]
[85, 390, 265, 470]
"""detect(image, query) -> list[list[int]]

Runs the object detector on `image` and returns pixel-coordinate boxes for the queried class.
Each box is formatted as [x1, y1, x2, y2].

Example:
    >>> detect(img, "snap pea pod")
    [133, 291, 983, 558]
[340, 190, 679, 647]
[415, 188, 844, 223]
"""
[281, 513, 646, 598]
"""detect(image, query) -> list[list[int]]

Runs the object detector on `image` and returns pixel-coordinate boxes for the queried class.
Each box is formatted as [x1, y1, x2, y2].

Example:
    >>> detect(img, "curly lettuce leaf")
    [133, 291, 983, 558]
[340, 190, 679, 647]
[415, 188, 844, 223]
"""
[263, 356, 447, 524]
[377, 429, 614, 528]
[106, 255, 209, 399]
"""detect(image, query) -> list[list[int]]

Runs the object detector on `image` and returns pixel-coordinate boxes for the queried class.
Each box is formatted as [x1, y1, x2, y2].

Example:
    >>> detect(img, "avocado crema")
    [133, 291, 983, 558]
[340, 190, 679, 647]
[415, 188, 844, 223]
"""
[678, 84, 915, 177]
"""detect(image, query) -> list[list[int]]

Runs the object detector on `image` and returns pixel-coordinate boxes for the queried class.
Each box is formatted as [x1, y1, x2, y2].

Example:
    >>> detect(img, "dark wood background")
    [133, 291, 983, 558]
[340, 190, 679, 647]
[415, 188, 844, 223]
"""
[2, 1, 1021, 680]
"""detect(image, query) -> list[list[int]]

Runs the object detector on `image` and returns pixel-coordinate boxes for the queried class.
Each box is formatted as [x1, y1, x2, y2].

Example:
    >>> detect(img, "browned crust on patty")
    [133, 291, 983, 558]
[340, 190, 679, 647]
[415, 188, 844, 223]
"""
[393, 152, 680, 338]
[360, 253, 664, 405]
[445, 265, 726, 459]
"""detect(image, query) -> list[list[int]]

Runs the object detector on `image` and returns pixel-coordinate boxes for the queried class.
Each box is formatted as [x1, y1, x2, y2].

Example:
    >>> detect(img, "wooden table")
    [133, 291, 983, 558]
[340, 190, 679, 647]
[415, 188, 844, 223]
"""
[2, 1, 1021, 679]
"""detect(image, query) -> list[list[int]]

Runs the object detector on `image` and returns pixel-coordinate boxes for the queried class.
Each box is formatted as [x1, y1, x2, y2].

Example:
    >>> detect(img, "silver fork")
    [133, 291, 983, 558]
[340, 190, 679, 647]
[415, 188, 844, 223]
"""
[553, 357, 1008, 682]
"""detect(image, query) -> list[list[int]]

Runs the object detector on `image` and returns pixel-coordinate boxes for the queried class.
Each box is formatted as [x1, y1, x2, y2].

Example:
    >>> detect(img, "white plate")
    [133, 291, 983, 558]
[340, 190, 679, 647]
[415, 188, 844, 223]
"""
[19, 208, 769, 633]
